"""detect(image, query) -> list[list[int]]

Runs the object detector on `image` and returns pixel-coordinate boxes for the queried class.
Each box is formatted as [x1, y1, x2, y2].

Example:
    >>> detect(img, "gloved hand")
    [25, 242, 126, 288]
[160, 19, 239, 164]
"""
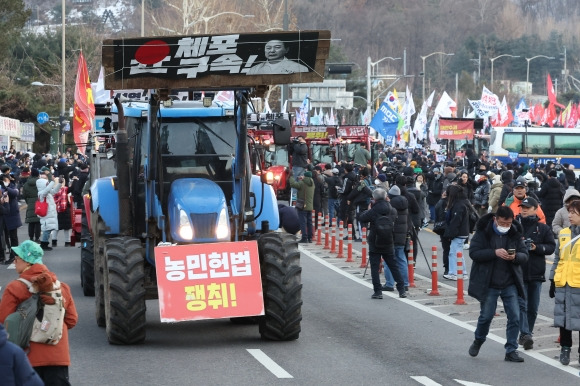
[549, 279, 555, 298]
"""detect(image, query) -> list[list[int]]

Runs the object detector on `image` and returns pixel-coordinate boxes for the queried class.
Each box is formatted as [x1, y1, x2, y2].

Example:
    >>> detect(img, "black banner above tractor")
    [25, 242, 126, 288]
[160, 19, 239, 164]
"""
[102, 31, 331, 90]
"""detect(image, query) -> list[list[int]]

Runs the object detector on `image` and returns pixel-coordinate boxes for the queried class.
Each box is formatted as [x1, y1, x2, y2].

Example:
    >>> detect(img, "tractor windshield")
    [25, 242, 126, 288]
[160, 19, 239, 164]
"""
[160, 117, 236, 180]
[264, 145, 289, 167]
[311, 144, 333, 165]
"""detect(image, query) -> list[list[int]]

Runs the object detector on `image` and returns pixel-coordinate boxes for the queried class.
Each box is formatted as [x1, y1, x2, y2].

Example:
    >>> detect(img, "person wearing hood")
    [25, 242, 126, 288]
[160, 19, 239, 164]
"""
[0, 240, 78, 384]
[468, 206, 528, 363]
[36, 172, 62, 251]
[443, 185, 472, 281]
[549, 200, 580, 365]
[426, 167, 443, 223]
[374, 173, 389, 192]
[514, 197, 556, 351]
[552, 189, 580, 236]
[537, 169, 565, 226]
[473, 173, 491, 217]
[382, 184, 410, 291]
[22, 168, 41, 244]
[289, 170, 315, 243]
[488, 174, 503, 214]
[1, 173, 22, 264]
[0, 322, 44, 385]
[497, 171, 515, 207]
[442, 171, 456, 193]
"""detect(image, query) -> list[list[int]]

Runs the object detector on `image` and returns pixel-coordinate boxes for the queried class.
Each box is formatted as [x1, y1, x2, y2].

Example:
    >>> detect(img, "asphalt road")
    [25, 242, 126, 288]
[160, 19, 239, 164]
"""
[0, 216, 579, 385]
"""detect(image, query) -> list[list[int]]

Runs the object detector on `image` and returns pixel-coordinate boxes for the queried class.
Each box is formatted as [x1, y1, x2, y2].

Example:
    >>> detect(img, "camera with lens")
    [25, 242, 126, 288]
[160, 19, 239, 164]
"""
[524, 238, 534, 251]
[292, 137, 300, 143]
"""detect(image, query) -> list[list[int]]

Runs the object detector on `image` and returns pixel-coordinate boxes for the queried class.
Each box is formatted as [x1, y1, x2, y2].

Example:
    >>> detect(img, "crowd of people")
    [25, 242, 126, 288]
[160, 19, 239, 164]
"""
[285, 139, 580, 365]
[0, 148, 89, 264]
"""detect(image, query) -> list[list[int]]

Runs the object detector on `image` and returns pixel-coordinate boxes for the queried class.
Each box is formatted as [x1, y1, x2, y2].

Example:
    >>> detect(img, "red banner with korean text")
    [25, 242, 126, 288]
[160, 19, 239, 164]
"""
[154, 241, 264, 322]
[438, 118, 474, 140]
[73, 51, 95, 154]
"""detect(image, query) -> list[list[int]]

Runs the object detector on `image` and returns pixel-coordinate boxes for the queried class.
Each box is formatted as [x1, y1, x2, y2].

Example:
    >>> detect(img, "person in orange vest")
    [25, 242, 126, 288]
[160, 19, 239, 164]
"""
[503, 179, 546, 224]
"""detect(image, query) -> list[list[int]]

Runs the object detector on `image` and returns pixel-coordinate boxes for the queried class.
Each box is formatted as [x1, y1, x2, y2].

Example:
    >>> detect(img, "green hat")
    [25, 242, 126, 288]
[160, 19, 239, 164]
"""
[40, 166, 50, 173]
[303, 171, 312, 178]
[12, 240, 43, 265]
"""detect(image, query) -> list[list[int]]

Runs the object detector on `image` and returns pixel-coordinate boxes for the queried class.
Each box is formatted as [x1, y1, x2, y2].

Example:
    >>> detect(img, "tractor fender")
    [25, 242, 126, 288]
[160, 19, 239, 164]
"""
[250, 175, 279, 231]
[90, 177, 120, 235]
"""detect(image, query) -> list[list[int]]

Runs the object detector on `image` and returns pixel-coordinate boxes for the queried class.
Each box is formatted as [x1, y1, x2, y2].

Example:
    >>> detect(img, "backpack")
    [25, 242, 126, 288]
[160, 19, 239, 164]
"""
[4, 279, 40, 349]
[30, 279, 66, 345]
[373, 207, 395, 249]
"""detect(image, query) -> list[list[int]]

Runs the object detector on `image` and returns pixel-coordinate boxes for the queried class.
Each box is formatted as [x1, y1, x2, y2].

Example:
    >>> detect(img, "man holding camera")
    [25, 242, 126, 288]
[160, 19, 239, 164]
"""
[515, 197, 556, 350]
[467, 206, 528, 362]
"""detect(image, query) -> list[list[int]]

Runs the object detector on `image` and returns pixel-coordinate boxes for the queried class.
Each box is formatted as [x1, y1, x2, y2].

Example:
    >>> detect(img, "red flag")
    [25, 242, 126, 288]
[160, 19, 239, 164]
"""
[546, 103, 557, 127]
[547, 73, 565, 109]
[73, 52, 95, 154]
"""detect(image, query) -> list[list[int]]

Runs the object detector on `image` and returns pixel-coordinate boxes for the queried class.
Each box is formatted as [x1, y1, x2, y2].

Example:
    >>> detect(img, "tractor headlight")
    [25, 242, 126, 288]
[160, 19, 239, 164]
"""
[178, 209, 193, 239]
[216, 208, 229, 239]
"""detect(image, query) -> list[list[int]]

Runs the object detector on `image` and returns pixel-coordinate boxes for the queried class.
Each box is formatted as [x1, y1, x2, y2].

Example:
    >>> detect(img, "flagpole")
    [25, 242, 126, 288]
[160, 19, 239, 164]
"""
[60, 0, 66, 155]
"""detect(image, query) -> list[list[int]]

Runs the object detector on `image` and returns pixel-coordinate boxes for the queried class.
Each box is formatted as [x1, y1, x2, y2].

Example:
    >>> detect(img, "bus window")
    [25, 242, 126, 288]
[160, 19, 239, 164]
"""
[526, 134, 551, 154]
[554, 134, 580, 155]
[503, 133, 523, 152]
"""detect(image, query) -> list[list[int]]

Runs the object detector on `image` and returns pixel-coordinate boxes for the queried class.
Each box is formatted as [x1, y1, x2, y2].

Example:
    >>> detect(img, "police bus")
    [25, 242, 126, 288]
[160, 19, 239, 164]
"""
[489, 126, 580, 168]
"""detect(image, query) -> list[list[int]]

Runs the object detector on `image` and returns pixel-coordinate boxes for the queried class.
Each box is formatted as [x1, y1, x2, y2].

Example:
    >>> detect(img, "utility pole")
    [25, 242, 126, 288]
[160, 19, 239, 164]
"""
[281, 0, 289, 112]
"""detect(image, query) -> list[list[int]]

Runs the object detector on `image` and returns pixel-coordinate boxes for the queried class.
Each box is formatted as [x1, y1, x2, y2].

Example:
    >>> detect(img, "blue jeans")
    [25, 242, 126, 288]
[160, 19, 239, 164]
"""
[298, 210, 313, 241]
[291, 166, 305, 202]
[475, 285, 520, 353]
[518, 281, 542, 336]
[448, 237, 467, 275]
[328, 198, 337, 225]
[384, 245, 408, 287]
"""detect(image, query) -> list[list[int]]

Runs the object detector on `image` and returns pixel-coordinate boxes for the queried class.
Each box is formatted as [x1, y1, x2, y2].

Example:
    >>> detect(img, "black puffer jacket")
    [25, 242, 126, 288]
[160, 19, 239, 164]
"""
[389, 194, 409, 246]
[468, 213, 528, 302]
[537, 177, 565, 225]
[516, 214, 556, 282]
[443, 199, 471, 240]
[357, 199, 397, 253]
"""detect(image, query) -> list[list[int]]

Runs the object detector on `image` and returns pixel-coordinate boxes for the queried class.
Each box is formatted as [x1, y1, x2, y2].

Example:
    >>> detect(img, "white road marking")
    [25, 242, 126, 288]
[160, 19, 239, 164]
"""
[300, 246, 580, 377]
[247, 349, 293, 379]
[411, 375, 443, 385]
[455, 380, 492, 386]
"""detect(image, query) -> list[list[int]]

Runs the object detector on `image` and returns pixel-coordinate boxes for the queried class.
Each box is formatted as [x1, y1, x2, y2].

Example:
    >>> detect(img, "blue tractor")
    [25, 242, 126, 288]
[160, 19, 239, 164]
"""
[83, 30, 329, 345]
[83, 91, 303, 344]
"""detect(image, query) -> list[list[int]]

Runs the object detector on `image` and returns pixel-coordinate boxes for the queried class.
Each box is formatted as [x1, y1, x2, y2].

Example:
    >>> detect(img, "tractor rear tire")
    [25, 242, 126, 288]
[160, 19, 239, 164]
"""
[94, 217, 107, 327]
[258, 232, 302, 341]
[104, 237, 146, 345]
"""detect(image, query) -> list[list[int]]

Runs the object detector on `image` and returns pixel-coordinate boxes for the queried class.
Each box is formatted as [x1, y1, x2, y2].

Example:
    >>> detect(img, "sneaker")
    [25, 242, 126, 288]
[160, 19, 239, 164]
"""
[504, 350, 524, 362]
[443, 274, 457, 281]
[469, 339, 484, 357]
[299, 239, 309, 244]
[462, 274, 469, 280]
[560, 346, 571, 365]
[519, 334, 534, 350]
[463, 243, 470, 249]
[3, 257, 14, 265]
[399, 292, 407, 298]
[371, 292, 383, 299]
[381, 285, 394, 291]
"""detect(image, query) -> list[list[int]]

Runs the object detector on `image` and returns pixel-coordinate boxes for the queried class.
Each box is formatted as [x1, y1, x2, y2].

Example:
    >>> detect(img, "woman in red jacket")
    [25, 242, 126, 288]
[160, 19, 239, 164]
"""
[0, 240, 78, 385]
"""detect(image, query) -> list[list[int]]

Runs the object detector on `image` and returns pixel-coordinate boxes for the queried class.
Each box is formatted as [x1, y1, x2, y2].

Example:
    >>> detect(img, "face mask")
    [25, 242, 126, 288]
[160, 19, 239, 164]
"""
[3, 182, 8, 187]
[374, 179, 381, 185]
[496, 225, 510, 234]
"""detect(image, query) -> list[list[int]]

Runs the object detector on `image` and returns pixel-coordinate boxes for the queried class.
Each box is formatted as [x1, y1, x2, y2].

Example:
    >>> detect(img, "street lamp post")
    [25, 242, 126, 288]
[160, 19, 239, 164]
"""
[366, 56, 401, 112]
[526, 55, 555, 97]
[421, 51, 454, 102]
[489, 54, 520, 92]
